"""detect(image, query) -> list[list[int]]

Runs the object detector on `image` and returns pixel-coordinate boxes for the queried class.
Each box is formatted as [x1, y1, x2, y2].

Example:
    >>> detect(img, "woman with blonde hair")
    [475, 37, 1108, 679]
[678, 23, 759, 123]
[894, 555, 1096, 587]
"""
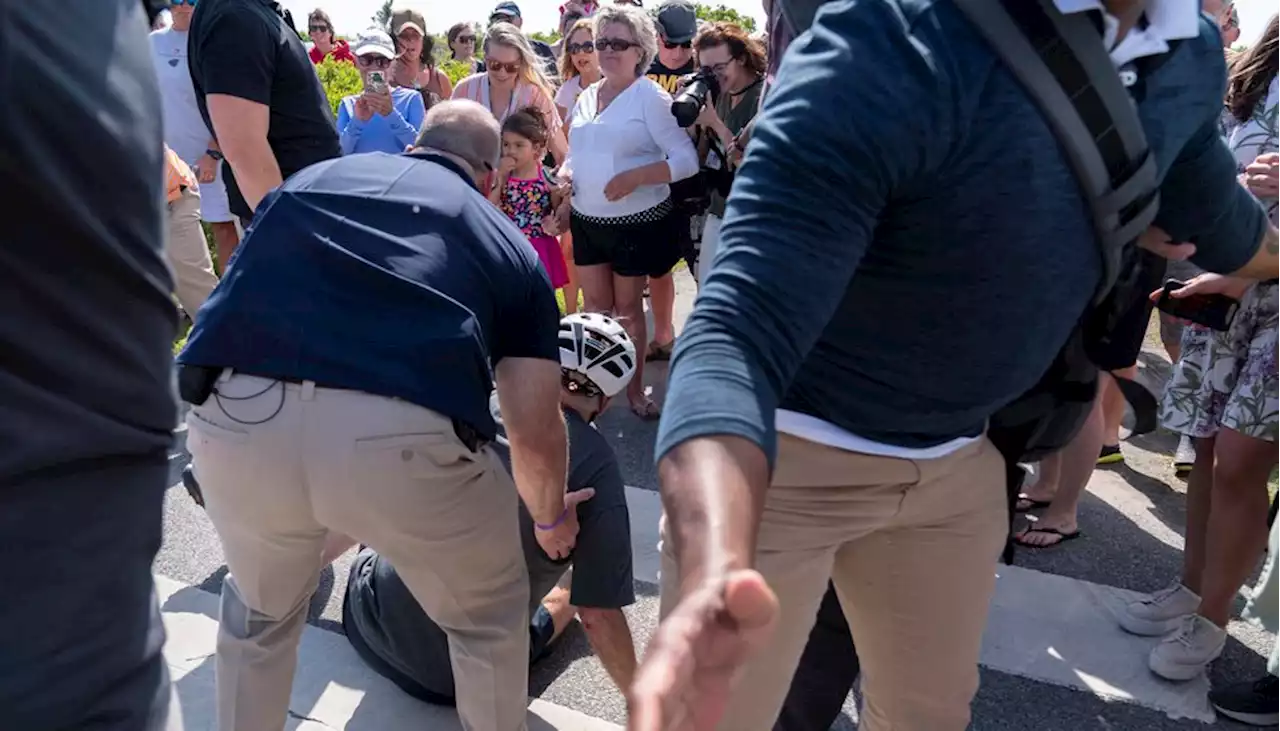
[452, 23, 567, 164]
[555, 17, 601, 120]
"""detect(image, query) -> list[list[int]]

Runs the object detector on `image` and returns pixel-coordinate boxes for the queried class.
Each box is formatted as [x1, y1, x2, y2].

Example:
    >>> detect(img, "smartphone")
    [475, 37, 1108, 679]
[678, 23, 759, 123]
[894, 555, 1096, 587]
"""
[1154, 279, 1240, 331]
[365, 70, 388, 94]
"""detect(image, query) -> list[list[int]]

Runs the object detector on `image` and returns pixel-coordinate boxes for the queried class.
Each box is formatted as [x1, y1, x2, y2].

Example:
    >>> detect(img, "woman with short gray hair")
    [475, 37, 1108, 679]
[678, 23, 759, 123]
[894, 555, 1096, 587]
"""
[561, 2, 697, 419]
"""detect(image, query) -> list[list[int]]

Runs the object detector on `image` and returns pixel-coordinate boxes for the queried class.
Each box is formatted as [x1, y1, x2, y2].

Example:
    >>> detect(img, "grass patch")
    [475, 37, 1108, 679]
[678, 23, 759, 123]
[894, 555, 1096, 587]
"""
[173, 323, 190, 355]
[556, 288, 585, 315]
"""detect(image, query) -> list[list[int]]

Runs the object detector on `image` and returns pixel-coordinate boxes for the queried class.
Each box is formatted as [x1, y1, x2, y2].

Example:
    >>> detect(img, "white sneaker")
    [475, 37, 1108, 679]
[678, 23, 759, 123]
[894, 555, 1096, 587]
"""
[1118, 583, 1201, 636]
[1173, 435, 1195, 475]
[1149, 615, 1226, 681]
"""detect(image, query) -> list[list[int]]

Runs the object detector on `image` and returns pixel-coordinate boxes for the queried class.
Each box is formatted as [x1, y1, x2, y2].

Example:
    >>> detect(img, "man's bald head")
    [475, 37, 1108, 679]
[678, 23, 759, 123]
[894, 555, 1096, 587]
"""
[412, 100, 502, 179]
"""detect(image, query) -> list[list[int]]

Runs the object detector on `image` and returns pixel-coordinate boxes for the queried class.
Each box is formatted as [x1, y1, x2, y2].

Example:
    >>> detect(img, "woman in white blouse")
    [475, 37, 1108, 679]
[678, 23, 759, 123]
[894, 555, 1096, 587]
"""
[562, 4, 698, 419]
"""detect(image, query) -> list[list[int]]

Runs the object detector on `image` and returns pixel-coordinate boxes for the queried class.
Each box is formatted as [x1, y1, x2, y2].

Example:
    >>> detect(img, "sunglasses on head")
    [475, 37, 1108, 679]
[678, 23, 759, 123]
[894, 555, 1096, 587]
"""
[663, 39, 692, 50]
[486, 59, 521, 73]
[595, 37, 638, 52]
[359, 55, 393, 69]
[567, 40, 595, 54]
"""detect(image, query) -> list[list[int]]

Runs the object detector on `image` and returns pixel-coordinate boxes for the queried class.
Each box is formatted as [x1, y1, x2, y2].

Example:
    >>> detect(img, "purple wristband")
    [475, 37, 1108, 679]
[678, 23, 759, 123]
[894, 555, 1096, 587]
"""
[535, 506, 570, 531]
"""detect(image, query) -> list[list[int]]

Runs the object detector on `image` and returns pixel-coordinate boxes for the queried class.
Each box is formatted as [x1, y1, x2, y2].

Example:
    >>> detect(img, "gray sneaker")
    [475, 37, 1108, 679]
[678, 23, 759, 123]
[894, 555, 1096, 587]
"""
[1173, 435, 1195, 475]
[1149, 615, 1226, 681]
[1118, 583, 1201, 636]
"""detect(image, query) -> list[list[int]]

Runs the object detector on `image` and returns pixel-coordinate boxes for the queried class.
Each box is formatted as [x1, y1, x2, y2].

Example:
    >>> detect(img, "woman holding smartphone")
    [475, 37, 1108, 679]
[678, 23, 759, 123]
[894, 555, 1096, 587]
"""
[336, 28, 426, 155]
[1117, 16, 1279, 687]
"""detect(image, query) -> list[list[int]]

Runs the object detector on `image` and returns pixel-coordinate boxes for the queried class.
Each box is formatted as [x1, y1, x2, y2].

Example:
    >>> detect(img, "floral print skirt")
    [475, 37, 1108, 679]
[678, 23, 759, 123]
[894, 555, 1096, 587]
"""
[1159, 281, 1278, 443]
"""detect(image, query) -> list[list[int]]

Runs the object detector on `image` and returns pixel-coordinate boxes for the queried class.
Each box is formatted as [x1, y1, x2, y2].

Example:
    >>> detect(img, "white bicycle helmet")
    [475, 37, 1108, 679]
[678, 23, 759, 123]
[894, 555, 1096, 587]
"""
[558, 313, 637, 398]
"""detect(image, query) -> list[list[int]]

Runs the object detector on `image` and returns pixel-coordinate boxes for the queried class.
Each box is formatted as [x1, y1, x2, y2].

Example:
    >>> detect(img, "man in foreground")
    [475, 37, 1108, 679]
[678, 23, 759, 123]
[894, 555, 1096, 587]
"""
[179, 101, 571, 731]
[633, 2, 1280, 730]
[342, 312, 642, 702]
[0, 1, 178, 729]
[188, 0, 340, 231]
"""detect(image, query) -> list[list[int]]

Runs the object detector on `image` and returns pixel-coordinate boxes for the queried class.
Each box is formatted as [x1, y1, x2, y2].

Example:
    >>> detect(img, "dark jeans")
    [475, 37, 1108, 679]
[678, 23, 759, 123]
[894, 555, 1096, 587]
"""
[0, 457, 172, 731]
[774, 582, 862, 731]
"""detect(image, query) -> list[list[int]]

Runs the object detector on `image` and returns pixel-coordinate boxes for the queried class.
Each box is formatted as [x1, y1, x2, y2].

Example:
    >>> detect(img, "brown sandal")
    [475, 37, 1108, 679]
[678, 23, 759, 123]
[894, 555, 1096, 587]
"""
[630, 398, 661, 420]
[646, 339, 675, 362]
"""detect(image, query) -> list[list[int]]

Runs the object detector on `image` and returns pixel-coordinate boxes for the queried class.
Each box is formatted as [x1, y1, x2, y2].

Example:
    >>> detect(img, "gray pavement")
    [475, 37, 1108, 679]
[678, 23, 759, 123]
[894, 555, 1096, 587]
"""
[157, 268, 1276, 729]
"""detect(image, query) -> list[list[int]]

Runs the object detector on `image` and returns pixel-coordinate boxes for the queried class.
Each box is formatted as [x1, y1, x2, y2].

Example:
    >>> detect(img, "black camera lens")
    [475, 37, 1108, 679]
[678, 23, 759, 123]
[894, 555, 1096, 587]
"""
[671, 69, 720, 127]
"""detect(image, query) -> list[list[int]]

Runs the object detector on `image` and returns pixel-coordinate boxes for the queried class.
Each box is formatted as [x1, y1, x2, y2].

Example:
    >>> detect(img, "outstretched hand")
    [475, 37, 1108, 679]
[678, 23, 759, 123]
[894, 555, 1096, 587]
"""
[628, 569, 778, 731]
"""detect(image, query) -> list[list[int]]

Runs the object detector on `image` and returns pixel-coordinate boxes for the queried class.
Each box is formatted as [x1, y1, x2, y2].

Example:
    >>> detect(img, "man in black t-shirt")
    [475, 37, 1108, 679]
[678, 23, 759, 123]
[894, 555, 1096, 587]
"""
[343, 313, 642, 704]
[645, 0, 697, 91]
[1, 2, 177, 729]
[188, 0, 340, 230]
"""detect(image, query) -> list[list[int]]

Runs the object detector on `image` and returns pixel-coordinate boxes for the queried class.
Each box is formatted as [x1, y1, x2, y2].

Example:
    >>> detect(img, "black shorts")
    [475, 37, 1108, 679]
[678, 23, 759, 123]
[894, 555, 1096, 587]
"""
[570, 200, 683, 278]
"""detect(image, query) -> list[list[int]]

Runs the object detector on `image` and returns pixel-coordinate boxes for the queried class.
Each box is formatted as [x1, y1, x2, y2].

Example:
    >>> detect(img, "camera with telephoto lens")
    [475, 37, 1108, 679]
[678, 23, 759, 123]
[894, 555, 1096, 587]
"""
[671, 68, 720, 128]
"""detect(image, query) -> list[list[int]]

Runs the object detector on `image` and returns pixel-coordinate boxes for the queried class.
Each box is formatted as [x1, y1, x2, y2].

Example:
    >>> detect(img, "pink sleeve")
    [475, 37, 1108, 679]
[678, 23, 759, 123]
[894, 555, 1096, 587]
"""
[452, 74, 479, 102]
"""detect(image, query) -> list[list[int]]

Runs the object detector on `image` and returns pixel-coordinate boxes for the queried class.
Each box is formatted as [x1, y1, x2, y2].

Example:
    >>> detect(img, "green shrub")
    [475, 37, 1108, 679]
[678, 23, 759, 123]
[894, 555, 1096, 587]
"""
[315, 57, 363, 117]
[439, 58, 475, 85]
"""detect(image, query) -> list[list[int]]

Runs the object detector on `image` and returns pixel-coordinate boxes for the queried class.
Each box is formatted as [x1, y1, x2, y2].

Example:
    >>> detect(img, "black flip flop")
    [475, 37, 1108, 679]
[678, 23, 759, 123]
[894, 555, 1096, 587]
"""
[1015, 494, 1053, 513]
[1013, 526, 1081, 548]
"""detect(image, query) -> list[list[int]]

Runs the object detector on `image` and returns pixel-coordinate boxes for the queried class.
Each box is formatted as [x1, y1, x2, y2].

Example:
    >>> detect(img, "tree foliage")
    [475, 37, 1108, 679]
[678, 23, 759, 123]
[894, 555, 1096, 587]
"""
[372, 0, 394, 31]
[693, 3, 757, 32]
[529, 29, 561, 44]
[315, 57, 363, 117]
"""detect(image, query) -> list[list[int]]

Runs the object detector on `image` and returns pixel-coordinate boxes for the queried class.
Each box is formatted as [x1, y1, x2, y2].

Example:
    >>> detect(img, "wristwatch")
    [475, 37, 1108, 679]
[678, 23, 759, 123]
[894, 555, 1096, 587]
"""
[205, 149, 224, 161]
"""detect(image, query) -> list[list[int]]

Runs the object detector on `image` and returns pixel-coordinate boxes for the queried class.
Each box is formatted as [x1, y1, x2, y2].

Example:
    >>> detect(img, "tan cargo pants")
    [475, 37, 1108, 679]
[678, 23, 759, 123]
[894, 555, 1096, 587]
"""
[660, 433, 1007, 731]
[187, 373, 530, 731]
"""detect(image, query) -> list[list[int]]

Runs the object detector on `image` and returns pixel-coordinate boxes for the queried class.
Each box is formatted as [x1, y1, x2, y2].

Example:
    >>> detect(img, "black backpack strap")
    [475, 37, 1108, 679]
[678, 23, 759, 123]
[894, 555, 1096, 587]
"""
[952, 0, 1160, 303]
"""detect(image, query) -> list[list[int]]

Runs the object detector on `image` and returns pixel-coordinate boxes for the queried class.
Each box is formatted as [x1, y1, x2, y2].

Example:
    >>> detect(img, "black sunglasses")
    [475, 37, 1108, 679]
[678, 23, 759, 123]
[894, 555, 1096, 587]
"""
[663, 40, 692, 50]
[567, 41, 595, 54]
[596, 37, 639, 52]
[456, 35, 476, 43]
[309, 24, 330, 32]
[359, 55, 393, 69]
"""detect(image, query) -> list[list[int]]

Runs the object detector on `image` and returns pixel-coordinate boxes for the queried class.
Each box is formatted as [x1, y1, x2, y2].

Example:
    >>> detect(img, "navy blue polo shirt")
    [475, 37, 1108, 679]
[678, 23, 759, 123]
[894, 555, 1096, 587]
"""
[178, 152, 561, 438]
[657, 2, 1267, 464]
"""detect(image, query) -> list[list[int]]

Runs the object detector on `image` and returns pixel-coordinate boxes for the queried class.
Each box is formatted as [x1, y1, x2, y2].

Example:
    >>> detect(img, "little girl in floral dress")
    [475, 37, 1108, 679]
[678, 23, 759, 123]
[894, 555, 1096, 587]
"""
[489, 106, 570, 291]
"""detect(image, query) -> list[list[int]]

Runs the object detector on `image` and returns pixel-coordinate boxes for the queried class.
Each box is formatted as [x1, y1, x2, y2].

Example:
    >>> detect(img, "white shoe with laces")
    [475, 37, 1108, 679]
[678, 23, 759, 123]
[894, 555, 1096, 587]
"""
[1173, 435, 1195, 475]
[1149, 614, 1226, 681]
[1118, 582, 1201, 636]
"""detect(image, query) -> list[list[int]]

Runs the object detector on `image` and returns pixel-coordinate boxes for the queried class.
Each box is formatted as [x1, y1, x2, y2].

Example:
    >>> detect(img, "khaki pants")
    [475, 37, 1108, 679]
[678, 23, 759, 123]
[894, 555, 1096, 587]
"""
[166, 187, 219, 319]
[659, 434, 1007, 731]
[187, 373, 530, 731]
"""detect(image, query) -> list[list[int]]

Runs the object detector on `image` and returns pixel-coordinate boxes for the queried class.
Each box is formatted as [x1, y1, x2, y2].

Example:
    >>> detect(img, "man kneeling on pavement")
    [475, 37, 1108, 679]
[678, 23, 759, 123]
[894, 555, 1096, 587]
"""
[339, 312, 642, 701]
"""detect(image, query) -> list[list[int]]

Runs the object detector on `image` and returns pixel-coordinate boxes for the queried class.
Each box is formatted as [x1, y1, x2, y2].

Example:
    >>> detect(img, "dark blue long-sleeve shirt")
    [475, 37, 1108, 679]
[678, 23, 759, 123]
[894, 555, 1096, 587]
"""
[656, 0, 1267, 465]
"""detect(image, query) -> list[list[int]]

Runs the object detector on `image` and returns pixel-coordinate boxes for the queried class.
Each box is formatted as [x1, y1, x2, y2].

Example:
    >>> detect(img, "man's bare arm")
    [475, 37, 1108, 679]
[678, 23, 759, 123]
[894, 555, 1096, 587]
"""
[657, 435, 771, 595]
[206, 94, 282, 213]
[1230, 224, 1280, 281]
[494, 357, 568, 526]
[578, 607, 638, 691]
